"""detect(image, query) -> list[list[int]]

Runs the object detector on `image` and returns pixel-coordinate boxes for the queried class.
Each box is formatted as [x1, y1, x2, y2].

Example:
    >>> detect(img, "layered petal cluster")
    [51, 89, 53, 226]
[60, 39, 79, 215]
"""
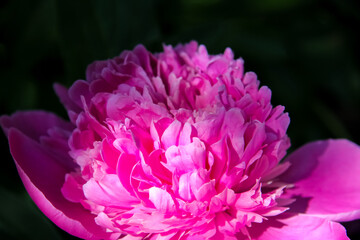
[1, 41, 360, 240]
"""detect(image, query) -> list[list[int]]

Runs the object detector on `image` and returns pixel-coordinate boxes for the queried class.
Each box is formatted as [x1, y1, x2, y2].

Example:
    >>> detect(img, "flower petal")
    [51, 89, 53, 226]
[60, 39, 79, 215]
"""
[0, 110, 74, 140]
[280, 139, 360, 222]
[7, 128, 116, 239]
[53, 83, 82, 114]
[249, 213, 349, 240]
[1, 111, 76, 171]
[149, 187, 176, 214]
[83, 174, 139, 208]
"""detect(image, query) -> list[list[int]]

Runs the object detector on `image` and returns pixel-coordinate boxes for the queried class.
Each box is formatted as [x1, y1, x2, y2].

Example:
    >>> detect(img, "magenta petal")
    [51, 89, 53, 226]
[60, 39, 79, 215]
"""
[280, 139, 360, 222]
[7, 128, 114, 240]
[161, 120, 182, 148]
[1, 111, 76, 171]
[68, 80, 92, 108]
[101, 138, 120, 170]
[0, 110, 74, 140]
[53, 83, 82, 114]
[149, 187, 176, 213]
[117, 153, 137, 196]
[249, 213, 349, 240]
[61, 173, 86, 203]
[83, 175, 139, 208]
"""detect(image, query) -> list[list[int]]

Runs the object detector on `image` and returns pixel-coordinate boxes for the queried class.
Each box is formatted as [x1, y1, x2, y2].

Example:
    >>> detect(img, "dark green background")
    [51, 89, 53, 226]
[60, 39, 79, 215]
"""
[1, 0, 359, 239]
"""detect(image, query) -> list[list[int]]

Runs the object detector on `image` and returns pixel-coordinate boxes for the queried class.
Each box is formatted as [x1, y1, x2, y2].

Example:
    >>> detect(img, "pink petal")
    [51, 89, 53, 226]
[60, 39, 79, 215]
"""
[61, 173, 85, 203]
[149, 187, 176, 214]
[178, 122, 192, 146]
[68, 80, 92, 108]
[53, 83, 82, 115]
[83, 174, 139, 208]
[119, 235, 144, 240]
[242, 121, 266, 166]
[132, 44, 155, 75]
[101, 138, 121, 170]
[161, 120, 181, 148]
[265, 105, 290, 138]
[194, 107, 225, 145]
[207, 58, 229, 79]
[178, 172, 193, 201]
[7, 128, 114, 239]
[86, 59, 109, 83]
[1, 111, 75, 171]
[280, 139, 360, 222]
[249, 213, 349, 240]
[195, 180, 216, 202]
[0, 110, 74, 139]
[117, 153, 138, 196]
[146, 149, 172, 184]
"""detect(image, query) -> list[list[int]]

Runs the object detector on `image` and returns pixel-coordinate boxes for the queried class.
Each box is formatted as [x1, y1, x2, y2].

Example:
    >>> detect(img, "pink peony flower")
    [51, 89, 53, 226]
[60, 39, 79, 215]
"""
[1, 41, 360, 240]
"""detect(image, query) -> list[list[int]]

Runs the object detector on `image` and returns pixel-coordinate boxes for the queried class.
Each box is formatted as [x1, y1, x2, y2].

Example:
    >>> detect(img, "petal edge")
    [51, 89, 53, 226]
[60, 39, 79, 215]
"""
[281, 139, 360, 222]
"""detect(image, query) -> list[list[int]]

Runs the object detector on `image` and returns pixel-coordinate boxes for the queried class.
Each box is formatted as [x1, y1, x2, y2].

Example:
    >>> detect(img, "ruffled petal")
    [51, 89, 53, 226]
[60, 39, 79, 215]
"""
[249, 213, 349, 240]
[149, 187, 176, 214]
[280, 139, 360, 222]
[83, 174, 139, 208]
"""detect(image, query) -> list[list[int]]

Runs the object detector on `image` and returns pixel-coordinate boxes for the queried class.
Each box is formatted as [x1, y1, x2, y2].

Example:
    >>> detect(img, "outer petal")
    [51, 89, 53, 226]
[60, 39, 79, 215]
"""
[0, 110, 74, 139]
[0, 111, 116, 239]
[280, 139, 360, 222]
[7, 129, 117, 239]
[249, 213, 349, 240]
[1, 111, 76, 171]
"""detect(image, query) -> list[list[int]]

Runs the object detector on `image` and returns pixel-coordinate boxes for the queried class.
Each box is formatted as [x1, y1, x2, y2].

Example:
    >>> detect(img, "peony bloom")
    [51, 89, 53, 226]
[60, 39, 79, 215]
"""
[1, 41, 360, 240]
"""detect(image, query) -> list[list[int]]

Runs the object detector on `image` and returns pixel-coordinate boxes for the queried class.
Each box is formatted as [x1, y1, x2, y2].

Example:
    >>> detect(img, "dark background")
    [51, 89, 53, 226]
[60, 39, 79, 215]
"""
[0, 0, 359, 239]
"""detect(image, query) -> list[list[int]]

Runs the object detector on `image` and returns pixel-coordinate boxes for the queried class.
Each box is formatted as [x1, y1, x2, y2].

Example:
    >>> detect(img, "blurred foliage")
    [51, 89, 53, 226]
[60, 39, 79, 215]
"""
[0, 0, 359, 239]
[0, 187, 62, 240]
